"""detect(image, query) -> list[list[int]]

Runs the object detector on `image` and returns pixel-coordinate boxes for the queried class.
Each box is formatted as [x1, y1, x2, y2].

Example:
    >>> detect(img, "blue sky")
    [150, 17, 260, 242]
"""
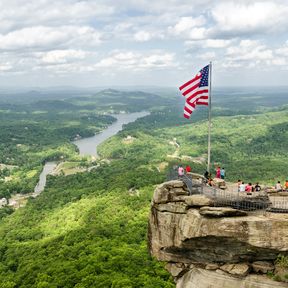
[0, 0, 287, 87]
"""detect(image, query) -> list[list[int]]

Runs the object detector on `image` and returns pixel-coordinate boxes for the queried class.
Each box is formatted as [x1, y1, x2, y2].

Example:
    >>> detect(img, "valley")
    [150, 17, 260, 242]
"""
[0, 87, 287, 287]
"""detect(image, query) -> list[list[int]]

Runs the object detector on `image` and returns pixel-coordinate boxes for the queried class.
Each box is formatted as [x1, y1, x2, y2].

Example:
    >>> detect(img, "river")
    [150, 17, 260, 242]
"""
[73, 111, 149, 157]
[34, 162, 57, 194]
[34, 111, 149, 194]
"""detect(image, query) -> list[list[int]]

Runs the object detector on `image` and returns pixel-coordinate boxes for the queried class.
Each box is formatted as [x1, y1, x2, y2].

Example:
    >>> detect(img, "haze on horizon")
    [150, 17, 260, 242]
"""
[0, 0, 288, 88]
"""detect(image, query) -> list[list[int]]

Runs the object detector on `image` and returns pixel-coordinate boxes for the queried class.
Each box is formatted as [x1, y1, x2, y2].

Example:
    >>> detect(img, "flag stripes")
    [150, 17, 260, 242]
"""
[179, 65, 209, 119]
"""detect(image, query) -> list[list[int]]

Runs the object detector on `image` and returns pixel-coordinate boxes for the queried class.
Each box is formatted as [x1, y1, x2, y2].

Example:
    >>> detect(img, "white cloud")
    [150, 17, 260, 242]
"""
[0, 26, 102, 51]
[169, 16, 206, 35]
[197, 51, 216, 60]
[95, 50, 176, 70]
[168, 16, 208, 40]
[0, 1, 114, 33]
[216, 39, 281, 70]
[275, 41, 288, 57]
[270, 58, 287, 66]
[108, 0, 212, 14]
[0, 0, 288, 86]
[226, 40, 273, 61]
[134, 31, 153, 42]
[184, 38, 234, 49]
[0, 62, 13, 72]
[204, 39, 233, 48]
[40, 49, 87, 64]
[212, 2, 288, 36]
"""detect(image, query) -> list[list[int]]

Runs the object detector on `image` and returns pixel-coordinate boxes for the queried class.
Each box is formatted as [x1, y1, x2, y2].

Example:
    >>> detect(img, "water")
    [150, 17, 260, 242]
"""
[73, 111, 149, 157]
[34, 162, 57, 194]
[34, 111, 149, 194]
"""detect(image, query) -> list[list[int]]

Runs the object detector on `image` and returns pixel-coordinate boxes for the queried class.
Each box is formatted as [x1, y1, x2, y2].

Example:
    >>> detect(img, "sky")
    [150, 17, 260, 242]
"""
[0, 0, 288, 88]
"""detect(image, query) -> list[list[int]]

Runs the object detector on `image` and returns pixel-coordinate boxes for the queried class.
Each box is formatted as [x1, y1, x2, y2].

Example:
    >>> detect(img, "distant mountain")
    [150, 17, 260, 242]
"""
[66, 88, 176, 113]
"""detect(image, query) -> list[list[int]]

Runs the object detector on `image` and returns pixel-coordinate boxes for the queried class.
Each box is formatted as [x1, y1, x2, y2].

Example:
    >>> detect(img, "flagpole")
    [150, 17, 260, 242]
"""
[207, 62, 212, 173]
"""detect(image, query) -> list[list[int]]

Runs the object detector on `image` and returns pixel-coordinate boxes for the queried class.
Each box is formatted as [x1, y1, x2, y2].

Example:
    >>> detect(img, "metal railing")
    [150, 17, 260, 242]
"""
[167, 169, 288, 213]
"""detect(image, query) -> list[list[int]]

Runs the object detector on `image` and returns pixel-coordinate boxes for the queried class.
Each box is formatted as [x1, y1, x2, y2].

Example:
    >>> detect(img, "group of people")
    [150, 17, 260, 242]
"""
[176, 164, 288, 194]
[237, 179, 288, 194]
[215, 166, 225, 179]
[203, 166, 225, 187]
[237, 180, 261, 194]
[177, 164, 191, 177]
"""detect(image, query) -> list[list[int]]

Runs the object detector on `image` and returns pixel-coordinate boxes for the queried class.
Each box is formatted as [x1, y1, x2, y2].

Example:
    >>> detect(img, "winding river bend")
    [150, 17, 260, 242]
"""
[34, 111, 149, 193]
[73, 111, 149, 157]
[34, 162, 57, 194]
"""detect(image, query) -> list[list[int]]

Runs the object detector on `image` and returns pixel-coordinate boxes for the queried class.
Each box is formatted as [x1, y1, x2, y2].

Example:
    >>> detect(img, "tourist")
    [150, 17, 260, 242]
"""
[208, 178, 215, 187]
[185, 165, 191, 173]
[237, 179, 242, 192]
[275, 181, 283, 192]
[255, 182, 261, 192]
[178, 165, 184, 178]
[245, 183, 252, 195]
[285, 180, 288, 191]
[220, 168, 225, 179]
[216, 166, 221, 178]
[239, 182, 246, 192]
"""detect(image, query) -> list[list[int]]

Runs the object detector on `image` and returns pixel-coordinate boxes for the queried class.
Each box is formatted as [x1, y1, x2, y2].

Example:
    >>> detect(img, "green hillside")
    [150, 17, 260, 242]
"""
[99, 108, 288, 184]
[0, 89, 287, 287]
[0, 163, 173, 288]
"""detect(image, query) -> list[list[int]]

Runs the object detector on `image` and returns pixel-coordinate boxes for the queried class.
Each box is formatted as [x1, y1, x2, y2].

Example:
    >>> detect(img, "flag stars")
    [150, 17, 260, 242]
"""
[179, 65, 210, 119]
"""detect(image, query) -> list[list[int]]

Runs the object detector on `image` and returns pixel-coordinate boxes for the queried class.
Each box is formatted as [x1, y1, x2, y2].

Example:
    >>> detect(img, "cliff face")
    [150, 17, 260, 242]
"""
[148, 180, 288, 288]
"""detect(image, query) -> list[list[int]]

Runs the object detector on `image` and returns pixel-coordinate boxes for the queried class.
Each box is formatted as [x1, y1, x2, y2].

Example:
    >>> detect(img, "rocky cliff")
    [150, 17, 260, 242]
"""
[148, 180, 288, 288]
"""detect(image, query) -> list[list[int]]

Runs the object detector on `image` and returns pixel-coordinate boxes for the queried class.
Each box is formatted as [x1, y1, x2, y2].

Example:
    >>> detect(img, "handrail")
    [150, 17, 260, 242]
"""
[167, 169, 288, 213]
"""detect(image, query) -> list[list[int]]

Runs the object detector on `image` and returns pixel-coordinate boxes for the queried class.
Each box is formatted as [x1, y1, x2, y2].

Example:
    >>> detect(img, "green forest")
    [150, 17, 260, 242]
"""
[0, 88, 287, 287]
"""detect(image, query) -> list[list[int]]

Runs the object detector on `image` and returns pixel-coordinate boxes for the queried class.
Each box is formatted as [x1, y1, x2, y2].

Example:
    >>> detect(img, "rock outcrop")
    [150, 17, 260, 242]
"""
[148, 180, 288, 288]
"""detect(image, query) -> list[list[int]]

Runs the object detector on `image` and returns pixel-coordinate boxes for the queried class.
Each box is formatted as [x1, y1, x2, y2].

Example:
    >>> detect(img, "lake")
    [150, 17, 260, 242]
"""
[73, 111, 149, 157]
[34, 111, 149, 193]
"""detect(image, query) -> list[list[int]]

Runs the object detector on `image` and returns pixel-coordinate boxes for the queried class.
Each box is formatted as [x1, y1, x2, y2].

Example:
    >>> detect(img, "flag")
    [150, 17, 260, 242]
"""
[179, 65, 209, 119]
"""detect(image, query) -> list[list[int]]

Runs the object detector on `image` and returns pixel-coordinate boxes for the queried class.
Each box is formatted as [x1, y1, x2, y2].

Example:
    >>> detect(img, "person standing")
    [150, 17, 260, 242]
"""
[220, 168, 225, 179]
[237, 179, 242, 192]
[185, 165, 191, 173]
[178, 165, 184, 178]
[216, 166, 221, 178]
[239, 182, 246, 192]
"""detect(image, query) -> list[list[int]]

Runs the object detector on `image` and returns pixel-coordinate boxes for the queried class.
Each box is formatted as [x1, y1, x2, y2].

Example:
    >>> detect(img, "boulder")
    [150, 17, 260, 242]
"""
[220, 263, 250, 277]
[153, 180, 189, 204]
[176, 267, 288, 288]
[205, 263, 220, 270]
[149, 180, 288, 287]
[165, 263, 186, 277]
[213, 178, 226, 188]
[184, 195, 214, 207]
[155, 202, 188, 214]
[252, 261, 274, 274]
[199, 207, 247, 217]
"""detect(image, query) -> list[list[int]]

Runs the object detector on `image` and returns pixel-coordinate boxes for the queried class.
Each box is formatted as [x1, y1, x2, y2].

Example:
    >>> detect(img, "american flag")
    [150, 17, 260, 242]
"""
[179, 65, 209, 119]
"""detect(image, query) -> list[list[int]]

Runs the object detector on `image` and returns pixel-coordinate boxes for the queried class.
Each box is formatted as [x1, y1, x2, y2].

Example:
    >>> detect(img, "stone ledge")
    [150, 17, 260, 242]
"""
[220, 263, 250, 277]
[199, 206, 248, 217]
[153, 180, 189, 204]
[252, 261, 274, 274]
[184, 195, 214, 207]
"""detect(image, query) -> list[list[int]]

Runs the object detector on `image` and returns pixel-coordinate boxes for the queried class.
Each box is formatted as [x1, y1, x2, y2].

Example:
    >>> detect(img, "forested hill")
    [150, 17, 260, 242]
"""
[100, 106, 288, 184]
[0, 88, 287, 287]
